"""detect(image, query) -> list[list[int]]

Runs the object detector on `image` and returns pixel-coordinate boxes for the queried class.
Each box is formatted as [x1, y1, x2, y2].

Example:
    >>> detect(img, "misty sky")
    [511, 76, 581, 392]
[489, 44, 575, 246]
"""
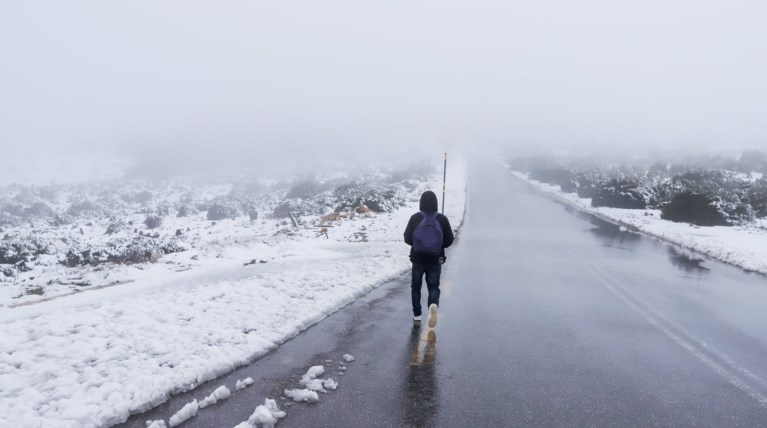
[1, 0, 765, 161]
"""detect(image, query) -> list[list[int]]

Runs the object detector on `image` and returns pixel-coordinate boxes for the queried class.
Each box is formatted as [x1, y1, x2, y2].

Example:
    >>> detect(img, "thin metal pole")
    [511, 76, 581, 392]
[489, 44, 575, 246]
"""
[442, 152, 447, 215]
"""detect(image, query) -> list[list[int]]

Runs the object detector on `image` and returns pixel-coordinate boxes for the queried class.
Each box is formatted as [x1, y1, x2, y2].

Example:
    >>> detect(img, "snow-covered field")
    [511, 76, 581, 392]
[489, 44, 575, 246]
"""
[0, 158, 467, 427]
[507, 166, 767, 276]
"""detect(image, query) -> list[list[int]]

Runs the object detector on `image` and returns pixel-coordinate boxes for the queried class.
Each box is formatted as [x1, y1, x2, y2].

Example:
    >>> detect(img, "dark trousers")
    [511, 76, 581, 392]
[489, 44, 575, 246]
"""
[411, 263, 441, 316]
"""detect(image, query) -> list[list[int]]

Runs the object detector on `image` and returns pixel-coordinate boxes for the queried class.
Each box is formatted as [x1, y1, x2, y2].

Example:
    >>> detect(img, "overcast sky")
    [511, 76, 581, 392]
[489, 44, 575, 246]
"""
[1, 0, 765, 163]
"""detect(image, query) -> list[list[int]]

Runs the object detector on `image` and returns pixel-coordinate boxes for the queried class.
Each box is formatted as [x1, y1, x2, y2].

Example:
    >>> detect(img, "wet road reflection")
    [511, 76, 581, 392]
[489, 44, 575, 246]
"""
[667, 246, 710, 275]
[403, 325, 438, 428]
[588, 223, 641, 250]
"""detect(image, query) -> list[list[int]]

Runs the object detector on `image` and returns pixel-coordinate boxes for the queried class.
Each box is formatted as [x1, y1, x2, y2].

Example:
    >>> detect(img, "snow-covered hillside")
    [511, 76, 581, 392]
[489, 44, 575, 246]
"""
[0, 157, 467, 427]
[1, 161, 427, 307]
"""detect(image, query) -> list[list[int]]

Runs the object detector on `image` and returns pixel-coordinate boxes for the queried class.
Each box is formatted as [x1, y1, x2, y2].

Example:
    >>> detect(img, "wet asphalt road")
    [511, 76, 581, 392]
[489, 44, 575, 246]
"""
[120, 156, 767, 427]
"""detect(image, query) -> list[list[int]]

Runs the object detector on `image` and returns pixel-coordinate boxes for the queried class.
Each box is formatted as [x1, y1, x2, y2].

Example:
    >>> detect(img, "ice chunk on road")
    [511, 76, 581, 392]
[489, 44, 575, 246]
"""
[168, 400, 199, 427]
[146, 421, 167, 428]
[236, 377, 255, 391]
[342, 354, 355, 362]
[234, 399, 287, 428]
[323, 378, 338, 391]
[299, 366, 327, 392]
[301, 378, 326, 392]
[199, 385, 231, 409]
[303, 366, 325, 379]
[284, 388, 320, 403]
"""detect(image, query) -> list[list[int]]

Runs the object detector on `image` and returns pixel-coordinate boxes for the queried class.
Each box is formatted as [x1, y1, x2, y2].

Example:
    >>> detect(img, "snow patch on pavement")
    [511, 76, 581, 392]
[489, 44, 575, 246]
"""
[236, 378, 255, 392]
[199, 385, 231, 409]
[234, 399, 286, 428]
[322, 378, 339, 391]
[299, 366, 327, 392]
[168, 399, 199, 427]
[283, 389, 320, 403]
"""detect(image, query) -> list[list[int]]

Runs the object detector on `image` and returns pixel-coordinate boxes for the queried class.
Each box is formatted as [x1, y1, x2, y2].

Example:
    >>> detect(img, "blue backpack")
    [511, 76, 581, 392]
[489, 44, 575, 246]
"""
[413, 211, 444, 255]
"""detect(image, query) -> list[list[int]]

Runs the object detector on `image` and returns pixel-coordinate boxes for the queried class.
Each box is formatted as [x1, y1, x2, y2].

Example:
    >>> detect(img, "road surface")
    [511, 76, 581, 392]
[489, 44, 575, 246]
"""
[120, 156, 767, 427]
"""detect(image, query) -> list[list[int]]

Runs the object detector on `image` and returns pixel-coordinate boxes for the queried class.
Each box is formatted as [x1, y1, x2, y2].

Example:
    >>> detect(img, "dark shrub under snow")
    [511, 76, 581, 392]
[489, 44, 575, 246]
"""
[144, 215, 163, 229]
[207, 201, 242, 220]
[591, 179, 649, 209]
[661, 191, 729, 226]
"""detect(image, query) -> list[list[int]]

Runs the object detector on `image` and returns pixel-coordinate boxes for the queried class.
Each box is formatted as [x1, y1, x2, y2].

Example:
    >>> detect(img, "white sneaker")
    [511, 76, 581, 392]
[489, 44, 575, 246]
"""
[413, 315, 422, 322]
[428, 304, 438, 328]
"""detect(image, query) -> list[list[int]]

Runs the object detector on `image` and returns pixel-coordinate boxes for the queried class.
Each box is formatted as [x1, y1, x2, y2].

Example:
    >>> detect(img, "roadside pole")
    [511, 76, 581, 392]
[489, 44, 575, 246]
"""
[442, 152, 447, 215]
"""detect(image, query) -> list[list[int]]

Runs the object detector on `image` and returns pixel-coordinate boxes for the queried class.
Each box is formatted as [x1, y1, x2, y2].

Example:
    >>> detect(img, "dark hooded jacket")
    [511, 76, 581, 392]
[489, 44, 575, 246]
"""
[404, 191, 454, 264]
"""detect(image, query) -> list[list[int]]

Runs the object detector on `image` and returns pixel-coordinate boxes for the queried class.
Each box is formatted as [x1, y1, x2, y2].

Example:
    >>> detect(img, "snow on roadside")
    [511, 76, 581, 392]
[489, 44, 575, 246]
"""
[508, 168, 767, 276]
[234, 399, 286, 428]
[283, 389, 320, 403]
[0, 158, 467, 427]
[236, 378, 255, 392]
[168, 400, 199, 427]
[199, 385, 231, 409]
[299, 366, 327, 392]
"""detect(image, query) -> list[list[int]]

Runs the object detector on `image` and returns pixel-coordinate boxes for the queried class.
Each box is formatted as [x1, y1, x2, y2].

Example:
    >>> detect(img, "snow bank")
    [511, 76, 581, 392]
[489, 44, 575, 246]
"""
[0, 158, 467, 427]
[511, 169, 767, 276]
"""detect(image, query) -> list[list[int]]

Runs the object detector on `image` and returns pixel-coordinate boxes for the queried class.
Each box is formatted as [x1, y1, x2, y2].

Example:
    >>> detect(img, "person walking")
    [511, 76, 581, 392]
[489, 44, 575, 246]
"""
[404, 190, 454, 327]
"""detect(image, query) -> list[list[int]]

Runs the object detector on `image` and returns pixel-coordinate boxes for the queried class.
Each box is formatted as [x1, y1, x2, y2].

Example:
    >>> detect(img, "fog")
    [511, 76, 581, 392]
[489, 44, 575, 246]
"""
[1, 0, 765, 168]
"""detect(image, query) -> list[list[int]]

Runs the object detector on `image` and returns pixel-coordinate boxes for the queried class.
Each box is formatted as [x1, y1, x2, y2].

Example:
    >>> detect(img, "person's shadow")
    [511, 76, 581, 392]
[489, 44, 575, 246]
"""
[402, 324, 439, 427]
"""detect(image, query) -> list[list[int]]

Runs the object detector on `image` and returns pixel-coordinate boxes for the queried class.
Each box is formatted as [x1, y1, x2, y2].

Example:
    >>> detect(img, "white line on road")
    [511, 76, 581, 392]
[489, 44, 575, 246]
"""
[565, 242, 767, 409]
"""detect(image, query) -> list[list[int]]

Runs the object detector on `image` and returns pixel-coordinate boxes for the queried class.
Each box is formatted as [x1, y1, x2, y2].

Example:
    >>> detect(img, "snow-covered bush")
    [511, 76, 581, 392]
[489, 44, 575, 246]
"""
[273, 199, 325, 218]
[0, 236, 51, 265]
[1, 266, 14, 278]
[574, 172, 605, 199]
[105, 221, 126, 235]
[332, 183, 406, 213]
[144, 215, 163, 229]
[176, 205, 199, 218]
[67, 199, 102, 217]
[670, 170, 754, 224]
[661, 191, 728, 226]
[65, 235, 189, 267]
[748, 179, 767, 218]
[591, 179, 649, 209]
[207, 201, 242, 220]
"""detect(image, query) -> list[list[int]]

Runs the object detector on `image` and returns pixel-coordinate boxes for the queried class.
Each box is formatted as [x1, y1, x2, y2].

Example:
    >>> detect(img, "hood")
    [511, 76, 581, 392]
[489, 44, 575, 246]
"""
[419, 191, 439, 213]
